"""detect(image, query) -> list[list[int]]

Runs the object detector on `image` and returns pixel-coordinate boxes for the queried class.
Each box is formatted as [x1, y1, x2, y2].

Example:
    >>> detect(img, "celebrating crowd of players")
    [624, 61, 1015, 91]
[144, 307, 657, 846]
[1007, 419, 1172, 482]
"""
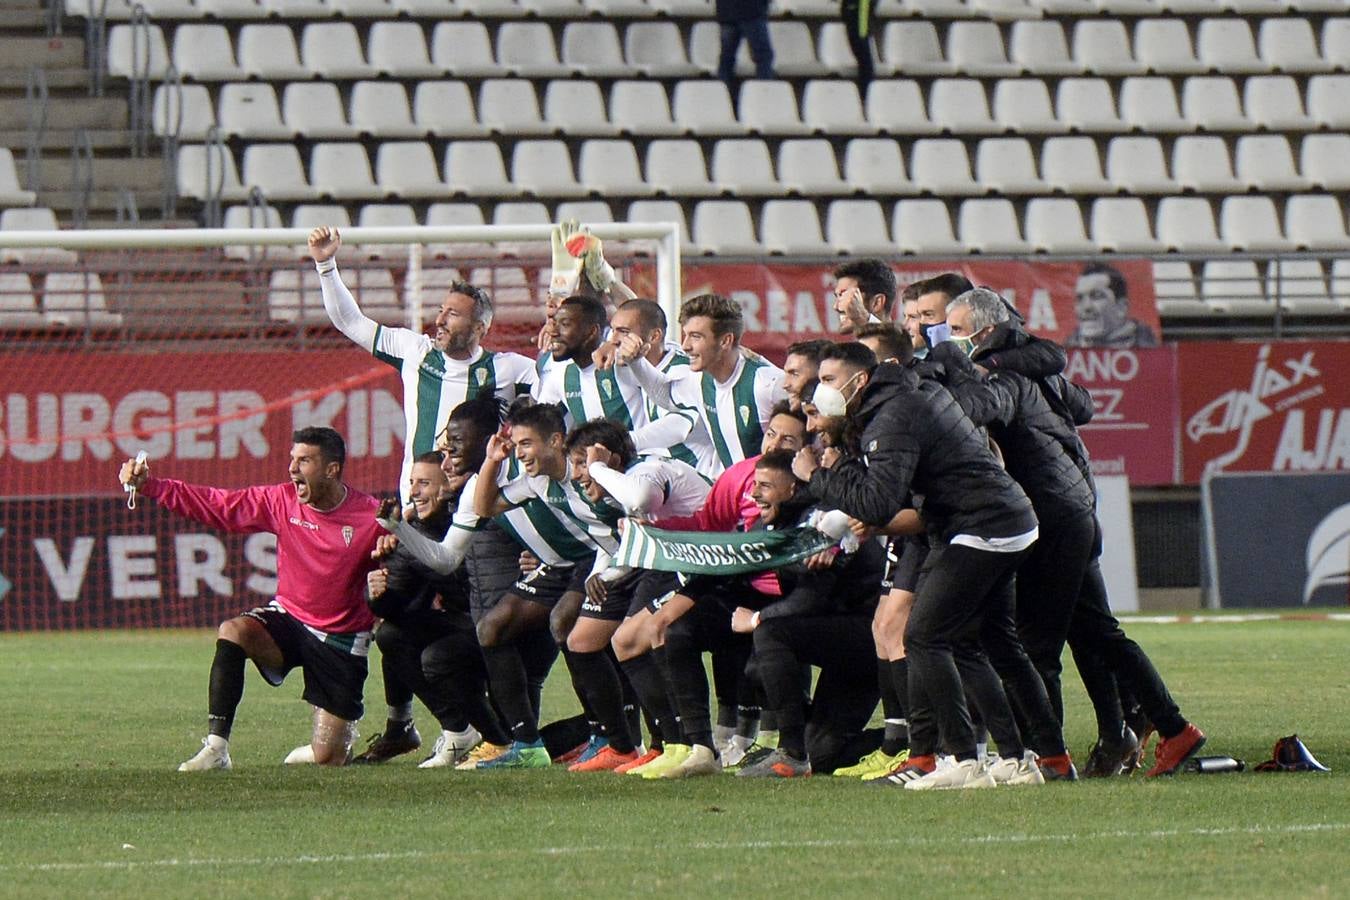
[118, 223, 1207, 789]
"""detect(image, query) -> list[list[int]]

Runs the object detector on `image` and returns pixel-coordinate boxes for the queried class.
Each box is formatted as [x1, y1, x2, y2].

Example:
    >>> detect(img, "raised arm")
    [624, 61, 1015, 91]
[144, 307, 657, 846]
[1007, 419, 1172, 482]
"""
[310, 226, 378, 350]
[473, 434, 516, 519]
[587, 456, 664, 517]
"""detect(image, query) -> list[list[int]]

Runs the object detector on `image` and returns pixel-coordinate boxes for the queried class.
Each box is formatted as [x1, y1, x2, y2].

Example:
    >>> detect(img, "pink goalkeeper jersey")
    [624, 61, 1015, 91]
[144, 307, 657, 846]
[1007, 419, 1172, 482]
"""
[142, 478, 381, 634]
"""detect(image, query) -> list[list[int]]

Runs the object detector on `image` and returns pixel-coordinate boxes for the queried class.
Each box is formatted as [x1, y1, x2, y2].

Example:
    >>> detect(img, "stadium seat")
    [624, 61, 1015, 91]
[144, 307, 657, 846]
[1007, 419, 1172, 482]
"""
[671, 81, 746, 136]
[1056, 78, 1126, 132]
[269, 268, 329, 324]
[1009, 21, 1082, 75]
[521, 0, 585, 18]
[478, 80, 551, 136]
[1091, 197, 1164, 253]
[609, 81, 682, 136]
[711, 139, 785, 196]
[778, 139, 849, 195]
[689, 21, 744, 75]
[239, 25, 313, 80]
[691, 200, 760, 254]
[139, 0, 208, 16]
[1257, 19, 1334, 74]
[993, 79, 1067, 134]
[1305, 76, 1350, 129]
[1333, 261, 1350, 311]
[221, 204, 286, 261]
[1152, 260, 1211, 318]
[959, 198, 1029, 253]
[826, 200, 894, 255]
[107, 23, 170, 79]
[738, 81, 811, 136]
[627, 200, 692, 248]
[778, 0, 835, 16]
[973, 0, 1041, 19]
[1041, 136, 1112, 193]
[911, 139, 982, 195]
[456, 0, 528, 16]
[361, 203, 418, 230]
[865, 80, 939, 134]
[816, 23, 860, 76]
[264, 0, 333, 18]
[0, 272, 45, 327]
[430, 22, 499, 77]
[1118, 77, 1189, 132]
[947, 21, 1020, 76]
[561, 22, 635, 77]
[1285, 195, 1350, 250]
[555, 201, 615, 225]
[176, 144, 248, 204]
[624, 22, 699, 77]
[1156, 197, 1226, 253]
[893, 199, 963, 255]
[928, 79, 998, 133]
[1244, 76, 1316, 131]
[1220, 196, 1294, 252]
[42, 272, 122, 328]
[0, 149, 34, 207]
[152, 84, 214, 141]
[577, 140, 653, 196]
[882, 22, 954, 76]
[218, 83, 293, 140]
[492, 201, 551, 227]
[1133, 20, 1205, 75]
[1201, 260, 1270, 316]
[512, 141, 587, 198]
[1071, 20, 1144, 75]
[1196, 19, 1269, 74]
[908, 0, 977, 17]
[976, 137, 1047, 193]
[376, 142, 446, 198]
[414, 82, 486, 138]
[843, 137, 918, 195]
[64, 0, 134, 17]
[369, 22, 441, 78]
[242, 145, 319, 202]
[761, 200, 832, 255]
[496, 23, 570, 77]
[350, 82, 425, 139]
[1106, 137, 1178, 193]
[330, 0, 398, 15]
[1172, 136, 1242, 192]
[544, 81, 616, 136]
[583, 0, 656, 17]
[801, 80, 875, 135]
[772, 21, 830, 77]
[1024, 198, 1094, 253]
[1234, 135, 1309, 191]
[646, 140, 718, 196]
[283, 83, 358, 139]
[171, 24, 242, 81]
[302, 23, 378, 79]
[311, 143, 384, 200]
[1325, 18, 1350, 69]
[1267, 260, 1335, 316]
[1181, 77, 1253, 131]
[425, 203, 491, 258]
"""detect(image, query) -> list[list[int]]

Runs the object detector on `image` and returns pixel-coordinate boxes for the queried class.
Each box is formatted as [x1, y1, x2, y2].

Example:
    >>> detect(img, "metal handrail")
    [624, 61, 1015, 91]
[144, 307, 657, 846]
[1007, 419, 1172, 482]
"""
[127, 4, 151, 156]
[116, 188, 141, 224]
[202, 125, 227, 228]
[71, 127, 94, 228]
[86, 0, 107, 96]
[158, 65, 183, 219]
[24, 67, 49, 195]
[46, 0, 63, 36]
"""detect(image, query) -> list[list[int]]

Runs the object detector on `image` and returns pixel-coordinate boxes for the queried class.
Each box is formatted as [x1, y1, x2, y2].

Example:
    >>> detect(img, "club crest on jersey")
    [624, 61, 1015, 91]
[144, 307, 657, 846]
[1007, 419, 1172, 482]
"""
[740, 405, 751, 427]
[342, 525, 354, 546]
[475, 369, 487, 386]
[601, 379, 613, 399]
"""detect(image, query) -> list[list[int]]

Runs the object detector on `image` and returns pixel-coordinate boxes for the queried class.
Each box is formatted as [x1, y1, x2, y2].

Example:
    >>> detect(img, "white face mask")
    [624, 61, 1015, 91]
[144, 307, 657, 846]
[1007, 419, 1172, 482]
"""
[812, 370, 865, 417]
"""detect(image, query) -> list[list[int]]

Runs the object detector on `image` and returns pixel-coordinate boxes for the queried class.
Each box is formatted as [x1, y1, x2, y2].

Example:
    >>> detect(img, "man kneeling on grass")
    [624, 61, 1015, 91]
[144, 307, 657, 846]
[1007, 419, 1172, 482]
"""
[119, 427, 382, 771]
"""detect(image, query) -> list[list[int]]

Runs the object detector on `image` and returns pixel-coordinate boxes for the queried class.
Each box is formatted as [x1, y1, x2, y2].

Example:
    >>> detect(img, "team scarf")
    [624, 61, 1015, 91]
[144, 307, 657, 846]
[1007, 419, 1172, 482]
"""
[614, 520, 837, 576]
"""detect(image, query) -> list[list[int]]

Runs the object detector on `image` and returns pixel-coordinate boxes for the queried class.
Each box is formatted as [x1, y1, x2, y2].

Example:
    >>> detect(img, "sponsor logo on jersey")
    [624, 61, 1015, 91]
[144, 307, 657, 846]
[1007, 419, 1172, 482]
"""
[289, 517, 319, 531]
[342, 525, 355, 546]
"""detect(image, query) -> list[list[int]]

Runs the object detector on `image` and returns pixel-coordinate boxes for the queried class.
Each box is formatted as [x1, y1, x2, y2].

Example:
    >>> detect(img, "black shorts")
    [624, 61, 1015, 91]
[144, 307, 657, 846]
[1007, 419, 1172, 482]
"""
[580, 569, 680, 622]
[881, 535, 928, 594]
[242, 604, 369, 722]
[466, 523, 526, 624]
[671, 573, 777, 616]
[509, 555, 593, 610]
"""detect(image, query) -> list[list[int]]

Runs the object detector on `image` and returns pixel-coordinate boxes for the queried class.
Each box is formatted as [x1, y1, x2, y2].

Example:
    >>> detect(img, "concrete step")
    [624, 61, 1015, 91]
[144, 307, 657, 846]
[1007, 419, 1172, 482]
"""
[3, 35, 85, 69]
[0, 7, 47, 27]
[0, 68, 89, 90]
[36, 186, 168, 214]
[0, 95, 126, 130]
[0, 126, 133, 151]
[83, 216, 200, 229]
[0, 0, 45, 9]
[37, 154, 164, 191]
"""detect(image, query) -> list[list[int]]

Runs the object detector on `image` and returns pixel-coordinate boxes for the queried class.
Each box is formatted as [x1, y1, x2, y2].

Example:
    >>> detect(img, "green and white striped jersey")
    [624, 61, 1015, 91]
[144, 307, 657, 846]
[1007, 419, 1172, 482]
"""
[451, 457, 594, 567]
[500, 460, 622, 570]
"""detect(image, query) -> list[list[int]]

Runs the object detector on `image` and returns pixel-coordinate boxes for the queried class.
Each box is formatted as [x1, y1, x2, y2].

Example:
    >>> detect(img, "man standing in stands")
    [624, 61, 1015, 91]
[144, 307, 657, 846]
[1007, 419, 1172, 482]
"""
[716, 0, 775, 91]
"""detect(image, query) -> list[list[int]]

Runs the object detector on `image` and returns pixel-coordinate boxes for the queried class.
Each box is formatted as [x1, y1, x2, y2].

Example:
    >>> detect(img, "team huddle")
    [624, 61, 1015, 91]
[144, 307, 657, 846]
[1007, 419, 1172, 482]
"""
[118, 224, 1207, 789]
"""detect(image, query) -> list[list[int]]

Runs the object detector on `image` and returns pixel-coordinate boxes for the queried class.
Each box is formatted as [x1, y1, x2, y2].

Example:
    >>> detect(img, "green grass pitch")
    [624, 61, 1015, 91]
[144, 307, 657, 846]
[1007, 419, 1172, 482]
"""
[0, 618, 1346, 898]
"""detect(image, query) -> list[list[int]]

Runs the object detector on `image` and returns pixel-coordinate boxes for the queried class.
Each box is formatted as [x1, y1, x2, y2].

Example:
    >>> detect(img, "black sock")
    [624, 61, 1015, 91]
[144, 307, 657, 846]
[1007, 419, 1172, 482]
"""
[779, 723, 807, 760]
[207, 639, 247, 740]
[564, 650, 635, 754]
[481, 643, 539, 743]
[883, 658, 911, 756]
[616, 654, 643, 747]
[620, 653, 682, 746]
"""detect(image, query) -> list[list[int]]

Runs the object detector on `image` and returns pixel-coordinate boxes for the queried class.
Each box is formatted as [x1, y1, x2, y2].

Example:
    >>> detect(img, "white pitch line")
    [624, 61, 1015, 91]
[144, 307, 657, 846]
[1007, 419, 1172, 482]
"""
[1120, 614, 1350, 624]
[7, 823, 1348, 874]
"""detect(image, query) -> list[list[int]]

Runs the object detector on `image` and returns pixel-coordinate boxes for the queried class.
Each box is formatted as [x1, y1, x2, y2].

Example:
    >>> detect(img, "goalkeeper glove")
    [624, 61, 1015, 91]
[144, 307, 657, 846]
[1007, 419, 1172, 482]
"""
[549, 220, 584, 299]
[566, 228, 617, 294]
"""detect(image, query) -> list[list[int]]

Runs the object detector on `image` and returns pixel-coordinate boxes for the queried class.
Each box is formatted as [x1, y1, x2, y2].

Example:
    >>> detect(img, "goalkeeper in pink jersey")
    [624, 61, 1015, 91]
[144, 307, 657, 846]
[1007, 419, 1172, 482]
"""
[118, 427, 383, 771]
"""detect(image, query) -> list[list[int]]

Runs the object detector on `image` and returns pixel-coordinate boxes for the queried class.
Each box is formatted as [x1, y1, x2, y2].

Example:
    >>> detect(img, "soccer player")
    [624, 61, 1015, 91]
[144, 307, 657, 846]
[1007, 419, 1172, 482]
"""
[780, 339, 831, 411]
[119, 427, 382, 771]
[619, 293, 786, 478]
[308, 226, 536, 501]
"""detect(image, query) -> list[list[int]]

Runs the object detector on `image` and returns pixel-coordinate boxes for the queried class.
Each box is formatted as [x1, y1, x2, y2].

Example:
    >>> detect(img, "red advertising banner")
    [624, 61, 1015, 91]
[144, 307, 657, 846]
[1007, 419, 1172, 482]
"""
[1179, 341, 1350, 484]
[662, 259, 1160, 358]
[0, 497, 275, 630]
[0, 348, 405, 497]
[1068, 346, 1178, 486]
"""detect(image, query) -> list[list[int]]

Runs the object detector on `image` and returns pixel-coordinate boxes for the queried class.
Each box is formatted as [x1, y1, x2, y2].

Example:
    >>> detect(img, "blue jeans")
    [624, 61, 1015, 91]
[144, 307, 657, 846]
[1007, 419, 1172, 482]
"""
[718, 19, 775, 85]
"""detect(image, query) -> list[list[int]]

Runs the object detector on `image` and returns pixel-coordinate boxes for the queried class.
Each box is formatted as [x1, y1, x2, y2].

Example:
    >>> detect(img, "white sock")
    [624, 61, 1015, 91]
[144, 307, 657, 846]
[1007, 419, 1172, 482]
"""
[388, 703, 414, 723]
[713, 724, 735, 746]
[205, 734, 229, 752]
[976, 741, 988, 759]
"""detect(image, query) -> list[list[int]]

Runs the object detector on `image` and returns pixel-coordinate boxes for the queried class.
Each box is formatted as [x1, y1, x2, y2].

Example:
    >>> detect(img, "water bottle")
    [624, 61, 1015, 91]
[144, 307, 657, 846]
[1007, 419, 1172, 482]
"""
[1185, 756, 1245, 774]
